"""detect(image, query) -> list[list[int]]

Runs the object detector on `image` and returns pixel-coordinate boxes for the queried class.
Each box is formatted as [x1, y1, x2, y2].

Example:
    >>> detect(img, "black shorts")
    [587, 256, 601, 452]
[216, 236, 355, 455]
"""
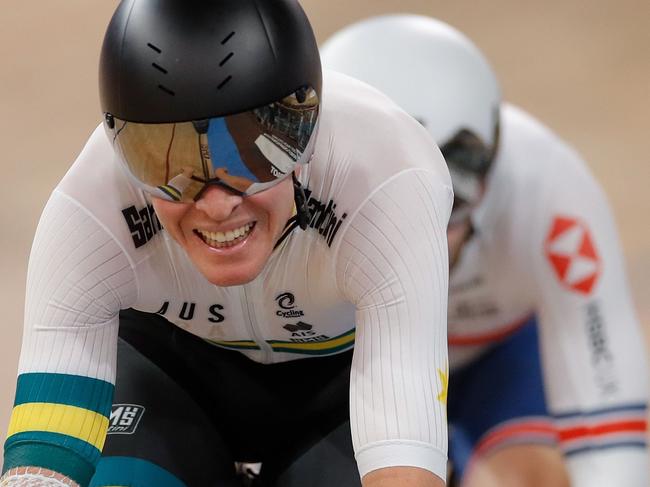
[92, 309, 361, 487]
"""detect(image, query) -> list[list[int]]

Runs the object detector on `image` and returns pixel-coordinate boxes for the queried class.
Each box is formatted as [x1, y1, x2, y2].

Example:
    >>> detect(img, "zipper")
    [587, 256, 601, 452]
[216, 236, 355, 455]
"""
[240, 285, 272, 361]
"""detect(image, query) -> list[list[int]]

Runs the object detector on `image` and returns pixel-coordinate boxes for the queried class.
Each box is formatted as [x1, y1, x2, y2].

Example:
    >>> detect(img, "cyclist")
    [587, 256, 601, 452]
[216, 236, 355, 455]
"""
[321, 14, 649, 487]
[1, 3, 454, 487]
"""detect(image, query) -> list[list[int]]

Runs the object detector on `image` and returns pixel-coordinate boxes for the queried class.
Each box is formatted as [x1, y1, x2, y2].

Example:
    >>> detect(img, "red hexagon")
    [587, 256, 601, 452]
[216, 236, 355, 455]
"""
[544, 216, 601, 295]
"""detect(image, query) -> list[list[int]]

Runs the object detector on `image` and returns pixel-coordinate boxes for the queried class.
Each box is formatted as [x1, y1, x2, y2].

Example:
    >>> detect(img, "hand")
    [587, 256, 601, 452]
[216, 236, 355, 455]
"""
[0, 467, 79, 487]
[363, 466, 445, 487]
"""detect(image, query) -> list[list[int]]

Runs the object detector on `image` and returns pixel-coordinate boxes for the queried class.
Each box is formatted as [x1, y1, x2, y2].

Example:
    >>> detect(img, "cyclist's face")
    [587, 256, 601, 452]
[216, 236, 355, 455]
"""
[447, 179, 486, 269]
[447, 218, 472, 270]
[152, 175, 295, 286]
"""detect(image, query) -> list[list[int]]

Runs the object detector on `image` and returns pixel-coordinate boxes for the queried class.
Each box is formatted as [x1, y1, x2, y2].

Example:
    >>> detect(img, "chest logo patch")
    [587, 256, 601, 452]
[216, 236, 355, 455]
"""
[108, 404, 145, 435]
[275, 292, 305, 318]
[544, 216, 600, 295]
[122, 204, 162, 249]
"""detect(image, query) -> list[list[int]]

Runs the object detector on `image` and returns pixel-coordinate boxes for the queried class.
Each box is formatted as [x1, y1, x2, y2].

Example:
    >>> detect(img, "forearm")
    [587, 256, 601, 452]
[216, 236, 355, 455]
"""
[565, 448, 649, 487]
[363, 467, 445, 487]
[1, 468, 79, 487]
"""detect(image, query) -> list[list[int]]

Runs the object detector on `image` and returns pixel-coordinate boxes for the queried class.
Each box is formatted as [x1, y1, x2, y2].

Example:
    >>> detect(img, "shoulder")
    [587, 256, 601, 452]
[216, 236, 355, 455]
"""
[318, 70, 449, 176]
[498, 104, 588, 183]
[53, 125, 162, 256]
[481, 103, 598, 221]
[303, 71, 452, 243]
[478, 104, 612, 269]
[58, 124, 139, 204]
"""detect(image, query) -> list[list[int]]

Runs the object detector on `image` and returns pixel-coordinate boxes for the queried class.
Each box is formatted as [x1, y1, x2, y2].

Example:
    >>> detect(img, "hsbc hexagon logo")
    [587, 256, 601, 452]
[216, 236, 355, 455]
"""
[544, 216, 601, 295]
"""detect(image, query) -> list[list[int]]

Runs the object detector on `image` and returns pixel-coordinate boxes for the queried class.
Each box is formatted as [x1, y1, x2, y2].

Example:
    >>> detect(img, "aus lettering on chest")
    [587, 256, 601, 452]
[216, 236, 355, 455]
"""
[156, 301, 225, 323]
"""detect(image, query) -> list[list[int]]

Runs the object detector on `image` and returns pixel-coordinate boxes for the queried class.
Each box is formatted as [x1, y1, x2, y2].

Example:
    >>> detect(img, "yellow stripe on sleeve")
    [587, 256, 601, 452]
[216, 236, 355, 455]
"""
[8, 402, 110, 451]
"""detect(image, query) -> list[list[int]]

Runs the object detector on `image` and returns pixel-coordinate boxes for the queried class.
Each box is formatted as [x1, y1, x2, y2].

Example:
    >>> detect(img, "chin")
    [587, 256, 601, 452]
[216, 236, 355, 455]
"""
[199, 260, 265, 287]
[205, 272, 258, 287]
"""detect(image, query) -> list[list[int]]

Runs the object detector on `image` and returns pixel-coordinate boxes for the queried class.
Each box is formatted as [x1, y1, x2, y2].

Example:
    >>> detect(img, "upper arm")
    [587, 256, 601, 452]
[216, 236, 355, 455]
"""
[336, 169, 452, 483]
[527, 148, 648, 485]
[3, 190, 137, 485]
[530, 151, 648, 410]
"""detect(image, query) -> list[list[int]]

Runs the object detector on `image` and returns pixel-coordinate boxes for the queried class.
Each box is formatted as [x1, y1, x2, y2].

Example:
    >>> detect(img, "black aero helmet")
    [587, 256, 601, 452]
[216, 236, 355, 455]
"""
[100, 0, 322, 215]
[100, 0, 321, 122]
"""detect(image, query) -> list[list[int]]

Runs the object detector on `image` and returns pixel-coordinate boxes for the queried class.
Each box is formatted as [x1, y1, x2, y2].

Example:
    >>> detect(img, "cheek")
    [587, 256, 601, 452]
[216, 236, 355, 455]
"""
[274, 182, 296, 228]
[151, 198, 191, 237]
[250, 179, 295, 228]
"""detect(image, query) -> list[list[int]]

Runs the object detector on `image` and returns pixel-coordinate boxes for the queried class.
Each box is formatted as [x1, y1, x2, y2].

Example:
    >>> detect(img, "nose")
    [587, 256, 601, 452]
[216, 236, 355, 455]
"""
[194, 184, 244, 221]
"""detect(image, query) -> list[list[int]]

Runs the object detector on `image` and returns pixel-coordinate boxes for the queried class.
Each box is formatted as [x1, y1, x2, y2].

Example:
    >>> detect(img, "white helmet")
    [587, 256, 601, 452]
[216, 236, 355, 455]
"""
[321, 14, 500, 204]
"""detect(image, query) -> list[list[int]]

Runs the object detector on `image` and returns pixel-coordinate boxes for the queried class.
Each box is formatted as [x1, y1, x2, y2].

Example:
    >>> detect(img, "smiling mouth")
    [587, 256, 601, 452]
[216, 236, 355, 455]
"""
[194, 222, 256, 249]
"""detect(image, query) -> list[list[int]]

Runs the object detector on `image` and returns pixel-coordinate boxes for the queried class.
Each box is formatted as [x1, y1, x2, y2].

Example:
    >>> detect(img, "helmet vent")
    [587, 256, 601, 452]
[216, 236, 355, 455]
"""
[219, 52, 234, 67]
[145, 43, 173, 95]
[152, 63, 168, 74]
[221, 31, 235, 45]
[158, 84, 175, 96]
[217, 32, 235, 90]
[147, 43, 162, 54]
[217, 76, 232, 90]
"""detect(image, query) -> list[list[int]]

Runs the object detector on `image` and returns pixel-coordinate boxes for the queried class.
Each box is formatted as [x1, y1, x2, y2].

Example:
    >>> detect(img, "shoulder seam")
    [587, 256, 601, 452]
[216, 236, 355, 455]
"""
[52, 189, 141, 308]
[332, 168, 451, 298]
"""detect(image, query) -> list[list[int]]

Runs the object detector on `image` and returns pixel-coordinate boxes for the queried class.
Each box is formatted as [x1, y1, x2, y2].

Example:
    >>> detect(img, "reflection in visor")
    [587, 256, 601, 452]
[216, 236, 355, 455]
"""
[107, 87, 319, 201]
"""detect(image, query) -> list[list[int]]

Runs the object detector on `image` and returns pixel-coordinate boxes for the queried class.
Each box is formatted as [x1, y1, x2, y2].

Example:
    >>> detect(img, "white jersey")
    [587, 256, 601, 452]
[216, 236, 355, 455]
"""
[448, 103, 649, 484]
[4, 72, 453, 482]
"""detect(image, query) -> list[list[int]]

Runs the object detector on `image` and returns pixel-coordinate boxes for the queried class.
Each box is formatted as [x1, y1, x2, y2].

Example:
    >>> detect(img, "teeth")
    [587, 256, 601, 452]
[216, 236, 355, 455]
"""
[197, 223, 253, 248]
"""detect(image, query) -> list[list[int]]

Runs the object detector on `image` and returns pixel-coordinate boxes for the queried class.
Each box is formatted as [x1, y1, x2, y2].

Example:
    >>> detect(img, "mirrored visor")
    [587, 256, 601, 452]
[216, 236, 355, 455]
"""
[106, 86, 320, 201]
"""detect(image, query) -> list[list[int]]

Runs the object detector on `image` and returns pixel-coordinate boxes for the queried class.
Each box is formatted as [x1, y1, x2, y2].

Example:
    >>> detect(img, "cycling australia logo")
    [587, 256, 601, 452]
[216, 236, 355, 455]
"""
[276, 292, 330, 343]
[275, 292, 304, 318]
[544, 216, 601, 295]
[108, 404, 145, 435]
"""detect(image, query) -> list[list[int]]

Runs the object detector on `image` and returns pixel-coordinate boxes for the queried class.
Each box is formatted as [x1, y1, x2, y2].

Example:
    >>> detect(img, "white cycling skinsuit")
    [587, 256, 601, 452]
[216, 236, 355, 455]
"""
[447, 103, 649, 485]
[2, 72, 453, 486]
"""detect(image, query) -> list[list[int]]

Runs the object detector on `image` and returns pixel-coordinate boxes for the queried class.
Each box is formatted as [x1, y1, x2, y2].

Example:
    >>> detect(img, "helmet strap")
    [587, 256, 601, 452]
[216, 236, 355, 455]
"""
[292, 172, 311, 230]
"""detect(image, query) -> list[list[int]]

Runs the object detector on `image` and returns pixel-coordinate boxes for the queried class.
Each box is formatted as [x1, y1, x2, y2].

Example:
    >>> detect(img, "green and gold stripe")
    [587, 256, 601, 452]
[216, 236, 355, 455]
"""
[205, 339, 261, 351]
[3, 373, 114, 485]
[206, 329, 356, 355]
[7, 402, 109, 451]
[13, 372, 113, 415]
[268, 328, 355, 355]
[3, 442, 96, 486]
